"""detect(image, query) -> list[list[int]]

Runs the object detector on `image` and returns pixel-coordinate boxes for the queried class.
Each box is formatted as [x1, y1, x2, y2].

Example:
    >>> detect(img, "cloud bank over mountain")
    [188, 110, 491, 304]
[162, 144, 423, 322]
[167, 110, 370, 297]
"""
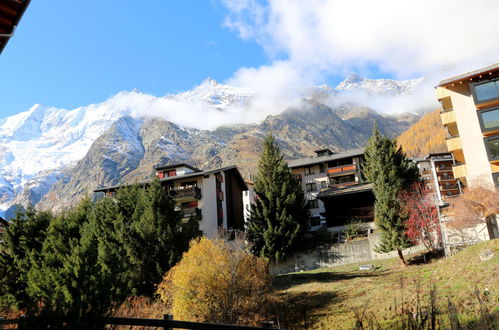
[221, 0, 499, 113]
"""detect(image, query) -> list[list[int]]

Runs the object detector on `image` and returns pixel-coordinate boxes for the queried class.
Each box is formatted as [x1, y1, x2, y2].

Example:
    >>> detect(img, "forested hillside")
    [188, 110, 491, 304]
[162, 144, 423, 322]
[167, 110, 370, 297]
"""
[397, 109, 447, 158]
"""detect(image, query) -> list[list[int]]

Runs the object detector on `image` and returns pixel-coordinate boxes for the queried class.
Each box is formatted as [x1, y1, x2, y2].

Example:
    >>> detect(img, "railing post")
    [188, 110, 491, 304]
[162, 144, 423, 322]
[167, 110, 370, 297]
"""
[164, 314, 173, 330]
[18, 315, 25, 330]
[261, 320, 274, 328]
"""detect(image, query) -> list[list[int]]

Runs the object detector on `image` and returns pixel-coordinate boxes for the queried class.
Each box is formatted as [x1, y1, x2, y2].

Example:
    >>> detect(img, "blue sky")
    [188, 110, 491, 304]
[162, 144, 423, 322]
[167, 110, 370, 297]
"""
[1, 1, 497, 119]
[0, 1, 272, 118]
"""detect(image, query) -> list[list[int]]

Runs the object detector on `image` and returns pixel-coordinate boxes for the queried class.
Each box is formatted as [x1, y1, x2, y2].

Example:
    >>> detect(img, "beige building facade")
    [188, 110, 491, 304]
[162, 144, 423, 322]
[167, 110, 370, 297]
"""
[436, 63, 499, 189]
[435, 63, 499, 251]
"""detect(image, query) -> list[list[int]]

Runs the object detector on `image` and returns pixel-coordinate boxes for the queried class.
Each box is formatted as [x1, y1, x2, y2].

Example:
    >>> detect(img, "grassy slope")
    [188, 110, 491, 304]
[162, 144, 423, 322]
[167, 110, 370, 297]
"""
[274, 239, 498, 329]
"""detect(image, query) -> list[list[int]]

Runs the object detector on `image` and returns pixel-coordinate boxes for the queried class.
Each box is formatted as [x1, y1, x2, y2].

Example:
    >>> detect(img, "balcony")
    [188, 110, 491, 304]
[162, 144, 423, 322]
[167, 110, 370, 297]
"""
[436, 165, 453, 172]
[329, 181, 358, 189]
[420, 170, 433, 175]
[168, 186, 202, 200]
[182, 207, 202, 220]
[452, 164, 467, 179]
[327, 164, 356, 176]
[438, 175, 455, 181]
[440, 184, 459, 191]
[440, 110, 456, 125]
[436, 87, 450, 100]
[446, 136, 462, 152]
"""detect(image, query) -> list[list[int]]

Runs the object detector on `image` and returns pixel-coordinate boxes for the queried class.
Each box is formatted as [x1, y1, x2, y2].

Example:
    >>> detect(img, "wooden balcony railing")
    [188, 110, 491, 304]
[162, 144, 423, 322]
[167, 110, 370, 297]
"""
[169, 186, 202, 200]
[182, 207, 202, 220]
[440, 184, 459, 191]
[329, 181, 358, 189]
[327, 164, 356, 175]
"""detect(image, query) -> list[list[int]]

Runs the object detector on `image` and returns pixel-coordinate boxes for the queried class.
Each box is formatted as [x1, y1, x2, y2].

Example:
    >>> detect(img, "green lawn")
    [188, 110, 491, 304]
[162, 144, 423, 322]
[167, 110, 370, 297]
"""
[273, 239, 498, 329]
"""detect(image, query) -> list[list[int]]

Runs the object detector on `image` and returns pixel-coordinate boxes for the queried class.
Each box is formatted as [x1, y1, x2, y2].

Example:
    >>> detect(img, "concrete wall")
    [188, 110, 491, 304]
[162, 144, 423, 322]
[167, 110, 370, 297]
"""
[242, 188, 255, 223]
[200, 174, 218, 238]
[270, 233, 426, 274]
[440, 217, 492, 255]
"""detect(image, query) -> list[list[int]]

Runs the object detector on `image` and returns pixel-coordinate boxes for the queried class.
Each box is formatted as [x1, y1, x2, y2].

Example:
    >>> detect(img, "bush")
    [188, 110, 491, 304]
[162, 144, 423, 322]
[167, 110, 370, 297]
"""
[157, 236, 272, 325]
[344, 218, 365, 241]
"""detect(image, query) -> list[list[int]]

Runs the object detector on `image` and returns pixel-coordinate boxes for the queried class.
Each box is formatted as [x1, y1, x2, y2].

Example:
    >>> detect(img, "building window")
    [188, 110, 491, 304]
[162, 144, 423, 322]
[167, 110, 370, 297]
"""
[307, 199, 319, 209]
[305, 182, 317, 192]
[328, 158, 352, 167]
[321, 181, 328, 189]
[472, 78, 499, 103]
[319, 164, 325, 173]
[304, 166, 315, 176]
[478, 106, 499, 133]
[309, 216, 321, 227]
[492, 173, 499, 187]
[484, 136, 499, 161]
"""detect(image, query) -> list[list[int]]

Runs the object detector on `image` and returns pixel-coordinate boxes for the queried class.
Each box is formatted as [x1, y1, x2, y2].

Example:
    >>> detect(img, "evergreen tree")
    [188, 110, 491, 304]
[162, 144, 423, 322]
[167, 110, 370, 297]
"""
[120, 178, 200, 295]
[363, 126, 420, 265]
[0, 207, 52, 311]
[24, 198, 125, 328]
[247, 134, 309, 261]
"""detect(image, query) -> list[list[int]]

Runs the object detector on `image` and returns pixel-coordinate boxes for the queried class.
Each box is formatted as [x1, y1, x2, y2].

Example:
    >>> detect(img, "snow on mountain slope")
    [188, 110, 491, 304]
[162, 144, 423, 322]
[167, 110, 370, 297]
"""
[0, 75, 423, 216]
[173, 78, 253, 108]
[335, 73, 423, 96]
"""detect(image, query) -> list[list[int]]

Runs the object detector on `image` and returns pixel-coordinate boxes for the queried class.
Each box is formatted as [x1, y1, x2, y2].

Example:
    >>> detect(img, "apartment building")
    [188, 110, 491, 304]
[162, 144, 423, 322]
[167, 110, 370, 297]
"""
[435, 63, 499, 249]
[242, 179, 256, 224]
[94, 163, 247, 238]
[435, 63, 499, 189]
[413, 153, 461, 205]
[288, 148, 374, 231]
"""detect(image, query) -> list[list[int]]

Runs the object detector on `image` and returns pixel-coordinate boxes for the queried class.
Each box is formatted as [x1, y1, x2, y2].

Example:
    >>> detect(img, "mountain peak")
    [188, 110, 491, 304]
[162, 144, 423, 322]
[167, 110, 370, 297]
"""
[202, 77, 219, 86]
[336, 74, 423, 96]
[343, 73, 363, 83]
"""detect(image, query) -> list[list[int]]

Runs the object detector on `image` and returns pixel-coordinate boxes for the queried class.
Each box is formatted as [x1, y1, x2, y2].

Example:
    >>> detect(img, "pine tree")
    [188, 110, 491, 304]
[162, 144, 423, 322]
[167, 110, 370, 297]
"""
[247, 134, 309, 261]
[0, 207, 52, 311]
[25, 198, 121, 328]
[363, 126, 420, 266]
[121, 178, 200, 295]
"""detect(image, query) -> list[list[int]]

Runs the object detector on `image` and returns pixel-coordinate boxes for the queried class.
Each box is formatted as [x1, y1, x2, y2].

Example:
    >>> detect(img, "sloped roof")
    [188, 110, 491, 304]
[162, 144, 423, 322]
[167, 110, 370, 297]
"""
[438, 63, 499, 87]
[154, 163, 201, 172]
[0, 0, 31, 54]
[94, 165, 247, 192]
[317, 183, 374, 198]
[288, 147, 365, 168]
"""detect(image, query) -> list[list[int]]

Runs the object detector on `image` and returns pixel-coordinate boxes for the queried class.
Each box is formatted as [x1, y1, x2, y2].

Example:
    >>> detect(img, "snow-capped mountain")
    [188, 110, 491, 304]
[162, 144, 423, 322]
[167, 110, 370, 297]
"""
[173, 78, 253, 109]
[335, 73, 423, 96]
[0, 75, 424, 217]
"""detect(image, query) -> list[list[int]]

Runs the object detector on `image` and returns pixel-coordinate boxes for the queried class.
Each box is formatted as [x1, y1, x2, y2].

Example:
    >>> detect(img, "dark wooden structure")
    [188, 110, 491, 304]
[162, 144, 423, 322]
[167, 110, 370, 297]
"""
[0, 0, 31, 54]
[0, 315, 277, 329]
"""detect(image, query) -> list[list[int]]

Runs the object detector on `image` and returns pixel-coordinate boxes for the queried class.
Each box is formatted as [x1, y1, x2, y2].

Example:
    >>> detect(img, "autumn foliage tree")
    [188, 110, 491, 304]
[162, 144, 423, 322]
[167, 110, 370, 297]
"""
[449, 184, 499, 239]
[157, 236, 272, 325]
[400, 182, 441, 253]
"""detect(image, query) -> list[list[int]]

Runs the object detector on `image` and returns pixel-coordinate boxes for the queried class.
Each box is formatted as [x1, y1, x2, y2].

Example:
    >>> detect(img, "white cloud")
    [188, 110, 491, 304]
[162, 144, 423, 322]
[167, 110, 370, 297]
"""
[221, 0, 499, 113]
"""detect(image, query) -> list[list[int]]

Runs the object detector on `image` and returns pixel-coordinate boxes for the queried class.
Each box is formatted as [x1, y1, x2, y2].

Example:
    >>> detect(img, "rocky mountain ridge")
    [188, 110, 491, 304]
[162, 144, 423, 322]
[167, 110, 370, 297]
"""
[0, 75, 423, 216]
